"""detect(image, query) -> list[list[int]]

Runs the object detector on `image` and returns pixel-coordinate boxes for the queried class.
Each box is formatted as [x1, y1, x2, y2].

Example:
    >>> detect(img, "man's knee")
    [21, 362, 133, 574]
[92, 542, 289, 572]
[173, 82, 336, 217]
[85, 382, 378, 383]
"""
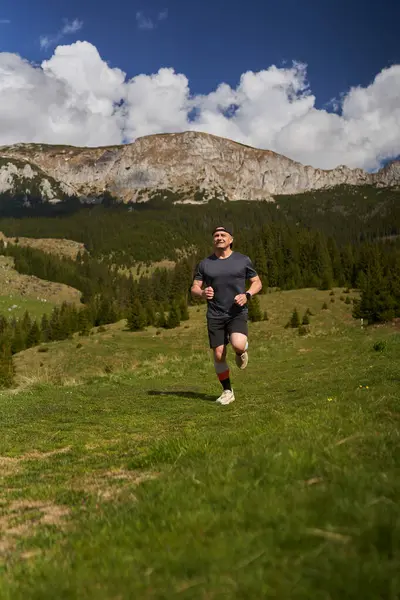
[213, 346, 226, 362]
[230, 334, 247, 354]
[231, 342, 246, 354]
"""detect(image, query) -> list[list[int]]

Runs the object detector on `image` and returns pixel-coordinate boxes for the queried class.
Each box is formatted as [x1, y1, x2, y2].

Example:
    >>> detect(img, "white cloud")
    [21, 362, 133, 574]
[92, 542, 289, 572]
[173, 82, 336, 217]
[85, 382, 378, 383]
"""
[136, 11, 154, 30]
[0, 40, 399, 171]
[0, 19, 11, 24]
[136, 9, 168, 30]
[40, 18, 83, 50]
[158, 9, 168, 20]
[61, 18, 83, 35]
[0, 43, 124, 147]
[39, 36, 51, 49]
[124, 68, 190, 139]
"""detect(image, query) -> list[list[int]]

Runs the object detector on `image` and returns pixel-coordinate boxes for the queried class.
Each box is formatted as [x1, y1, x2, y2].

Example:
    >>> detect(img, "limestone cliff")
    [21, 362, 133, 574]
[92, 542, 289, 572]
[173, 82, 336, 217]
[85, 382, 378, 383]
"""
[0, 131, 399, 203]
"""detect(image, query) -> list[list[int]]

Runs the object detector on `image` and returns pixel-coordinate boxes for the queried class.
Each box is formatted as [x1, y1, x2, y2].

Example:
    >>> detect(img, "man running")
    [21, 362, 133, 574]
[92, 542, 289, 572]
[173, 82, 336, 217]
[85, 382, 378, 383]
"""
[191, 226, 262, 405]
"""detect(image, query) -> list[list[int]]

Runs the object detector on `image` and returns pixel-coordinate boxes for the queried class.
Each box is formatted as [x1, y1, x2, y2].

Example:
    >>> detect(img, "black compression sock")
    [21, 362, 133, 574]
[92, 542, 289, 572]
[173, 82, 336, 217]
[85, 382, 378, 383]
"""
[221, 377, 232, 391]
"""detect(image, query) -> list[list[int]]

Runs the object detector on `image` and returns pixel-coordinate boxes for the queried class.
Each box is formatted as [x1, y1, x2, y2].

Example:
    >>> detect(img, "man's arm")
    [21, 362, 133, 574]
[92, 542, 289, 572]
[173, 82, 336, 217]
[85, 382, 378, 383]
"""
[191, 279, 205, 300]
[234, 275, 262, 307]
[247, 275, 262, 297]
[191, 279, 214, 300]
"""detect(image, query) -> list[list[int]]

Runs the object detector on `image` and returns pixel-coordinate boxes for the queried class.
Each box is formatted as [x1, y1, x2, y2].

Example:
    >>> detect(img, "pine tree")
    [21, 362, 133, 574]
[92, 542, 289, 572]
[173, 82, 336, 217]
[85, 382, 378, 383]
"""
[253, 242, 268, 292]
[302, 312, 310, 325]
[178, 297, 189, 321]
[0, 315, 8, 337]
[353, 267, 397, 324]
[145, 300, 156, 326]
[248, 295, 263, 322]
[96, 295, 119, 326]
[290, 308, 300, 328]
[21, 310, 32, 335]
[0, 337, 14, 388]
[69, 305, 79, 334]
[355, 270, 367, 291]
[264, 234, 279, 288]
[26, 321, 41, 347]
[11, 322, 26, 354]
[166, 302, 181, 329]
[327, 237, 342, 284]
[59, 302, 74, 340]
[40, 313, 51, 342]
[156, 310, 167, 328]
[341, 245, 355, 288]
[49, 307, 63, 341]
[320, 270, 334, 291]
[127, 299, 146, 331]
[78, 309, 91, 336]
[263, 310, 269, 321]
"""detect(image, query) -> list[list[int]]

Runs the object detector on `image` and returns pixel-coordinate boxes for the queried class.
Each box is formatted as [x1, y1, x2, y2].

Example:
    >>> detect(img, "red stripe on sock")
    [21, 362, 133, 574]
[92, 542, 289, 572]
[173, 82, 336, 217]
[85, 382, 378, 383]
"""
[217, 369, 230, 381]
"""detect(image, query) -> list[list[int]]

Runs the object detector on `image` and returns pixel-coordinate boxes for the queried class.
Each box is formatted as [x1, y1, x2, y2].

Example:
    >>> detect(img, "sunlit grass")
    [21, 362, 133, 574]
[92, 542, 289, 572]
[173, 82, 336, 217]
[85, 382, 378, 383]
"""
[0, 288, 399, 599]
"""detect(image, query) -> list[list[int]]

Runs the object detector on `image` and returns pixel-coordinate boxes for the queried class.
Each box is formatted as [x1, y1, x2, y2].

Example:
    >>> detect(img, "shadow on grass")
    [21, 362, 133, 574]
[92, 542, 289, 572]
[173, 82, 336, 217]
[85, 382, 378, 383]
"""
[148, 390, 216, 402]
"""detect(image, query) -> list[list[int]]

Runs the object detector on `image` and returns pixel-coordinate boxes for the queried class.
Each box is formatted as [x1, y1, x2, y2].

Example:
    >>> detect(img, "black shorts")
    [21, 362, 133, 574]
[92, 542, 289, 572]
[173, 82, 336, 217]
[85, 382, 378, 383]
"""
[207, 312, 248, 348]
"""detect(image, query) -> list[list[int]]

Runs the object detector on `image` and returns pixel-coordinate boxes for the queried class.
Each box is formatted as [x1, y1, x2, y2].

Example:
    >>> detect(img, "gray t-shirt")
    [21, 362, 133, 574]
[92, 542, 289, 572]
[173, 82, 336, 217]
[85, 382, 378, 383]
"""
[194, 252, 258, 318]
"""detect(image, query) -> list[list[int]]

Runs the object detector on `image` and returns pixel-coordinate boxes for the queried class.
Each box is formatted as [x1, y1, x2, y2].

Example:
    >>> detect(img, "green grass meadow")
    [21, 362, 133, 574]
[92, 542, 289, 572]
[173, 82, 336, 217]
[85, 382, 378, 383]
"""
[0, 288, 399, 599]
[0, 296, 55, 321]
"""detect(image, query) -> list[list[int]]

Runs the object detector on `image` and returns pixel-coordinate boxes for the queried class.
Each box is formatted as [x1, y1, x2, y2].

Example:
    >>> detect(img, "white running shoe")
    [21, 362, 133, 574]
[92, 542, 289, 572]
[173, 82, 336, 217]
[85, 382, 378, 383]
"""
[215, 389, 235, 405]
[235, 351, 248, 370]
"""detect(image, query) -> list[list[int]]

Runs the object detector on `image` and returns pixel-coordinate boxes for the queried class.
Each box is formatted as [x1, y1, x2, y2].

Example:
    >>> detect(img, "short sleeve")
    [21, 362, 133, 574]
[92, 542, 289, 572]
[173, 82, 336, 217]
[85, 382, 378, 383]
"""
[193, 260, 204, 281]
[245, 256, 258, 279]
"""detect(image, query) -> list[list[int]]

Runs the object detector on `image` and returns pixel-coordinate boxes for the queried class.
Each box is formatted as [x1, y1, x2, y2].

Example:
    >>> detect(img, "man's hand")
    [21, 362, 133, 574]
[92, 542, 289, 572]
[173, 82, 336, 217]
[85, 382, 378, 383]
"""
[234, 293, 247, 306]
[203, 286, 214, 300]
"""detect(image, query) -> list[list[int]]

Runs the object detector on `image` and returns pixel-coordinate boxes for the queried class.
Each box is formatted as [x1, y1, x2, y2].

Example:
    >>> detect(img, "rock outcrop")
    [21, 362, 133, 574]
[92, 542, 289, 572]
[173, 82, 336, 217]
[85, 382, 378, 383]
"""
[0, 131, 399, 203]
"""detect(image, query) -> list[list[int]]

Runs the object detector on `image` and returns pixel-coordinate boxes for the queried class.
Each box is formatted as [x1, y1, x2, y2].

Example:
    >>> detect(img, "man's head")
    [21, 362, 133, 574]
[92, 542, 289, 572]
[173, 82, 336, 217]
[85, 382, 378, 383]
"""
[212, 226, 233, 250]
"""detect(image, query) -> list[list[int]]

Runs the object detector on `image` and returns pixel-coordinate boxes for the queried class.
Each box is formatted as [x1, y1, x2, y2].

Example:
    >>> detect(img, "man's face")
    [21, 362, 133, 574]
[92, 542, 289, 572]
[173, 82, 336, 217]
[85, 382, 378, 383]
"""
[213, 230, 233, 250]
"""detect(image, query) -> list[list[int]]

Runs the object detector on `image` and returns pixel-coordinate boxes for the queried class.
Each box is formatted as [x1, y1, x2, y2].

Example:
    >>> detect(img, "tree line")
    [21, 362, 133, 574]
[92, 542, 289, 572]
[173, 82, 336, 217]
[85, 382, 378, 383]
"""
[1, 185, 399, 265]
[1, 187, 400, 387]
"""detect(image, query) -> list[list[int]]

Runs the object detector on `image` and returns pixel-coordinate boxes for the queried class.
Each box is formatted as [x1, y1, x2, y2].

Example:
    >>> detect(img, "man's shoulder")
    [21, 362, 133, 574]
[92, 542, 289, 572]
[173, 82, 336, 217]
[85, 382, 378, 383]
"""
[195, 255, 216, 273]
[200, 254, 217, 264]
[232, 252, 251, 262]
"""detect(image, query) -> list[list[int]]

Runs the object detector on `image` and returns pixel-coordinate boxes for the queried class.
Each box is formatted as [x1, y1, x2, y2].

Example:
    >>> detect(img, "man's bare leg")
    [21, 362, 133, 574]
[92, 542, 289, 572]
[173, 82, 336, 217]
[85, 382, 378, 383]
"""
[230, 332, 249, 370]
[213, 345, 235, 404]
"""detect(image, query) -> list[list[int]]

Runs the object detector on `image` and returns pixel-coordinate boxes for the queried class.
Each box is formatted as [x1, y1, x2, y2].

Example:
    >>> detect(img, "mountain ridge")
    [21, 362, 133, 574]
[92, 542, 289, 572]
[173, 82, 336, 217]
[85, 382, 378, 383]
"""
[0, 131, 399, 203]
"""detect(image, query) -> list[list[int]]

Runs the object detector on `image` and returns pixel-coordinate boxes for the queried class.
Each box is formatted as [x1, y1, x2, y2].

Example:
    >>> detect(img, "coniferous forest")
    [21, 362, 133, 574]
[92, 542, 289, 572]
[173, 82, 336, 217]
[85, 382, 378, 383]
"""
[1, 184, 400, 386]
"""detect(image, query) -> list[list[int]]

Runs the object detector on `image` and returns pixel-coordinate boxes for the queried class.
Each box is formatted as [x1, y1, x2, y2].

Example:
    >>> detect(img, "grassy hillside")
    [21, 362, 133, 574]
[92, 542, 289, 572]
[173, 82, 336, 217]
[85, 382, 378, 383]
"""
[12, 288, 358, 386]
[0, 256, 81, 309]
[0, 288, 399, 599]
[0, 296, 55, 321]
[0, 232, 85, 260]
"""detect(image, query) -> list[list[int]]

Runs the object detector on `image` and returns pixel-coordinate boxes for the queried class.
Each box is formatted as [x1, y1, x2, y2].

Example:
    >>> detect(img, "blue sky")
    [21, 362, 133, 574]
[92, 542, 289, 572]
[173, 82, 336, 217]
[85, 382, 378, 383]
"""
[0, 0, 399, 170]
[2, 0, 398, 106]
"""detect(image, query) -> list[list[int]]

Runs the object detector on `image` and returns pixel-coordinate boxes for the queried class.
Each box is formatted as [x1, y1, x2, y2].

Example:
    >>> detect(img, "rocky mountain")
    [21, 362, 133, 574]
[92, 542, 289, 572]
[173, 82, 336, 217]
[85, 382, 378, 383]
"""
[0, 156, 75, 203]
[0, 131, 399, 203]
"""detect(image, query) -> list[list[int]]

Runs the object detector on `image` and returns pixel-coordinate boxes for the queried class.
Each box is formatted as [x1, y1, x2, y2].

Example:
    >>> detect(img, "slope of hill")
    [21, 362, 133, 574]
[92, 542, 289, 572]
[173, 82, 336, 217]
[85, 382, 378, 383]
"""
[1, 132, 399, 203]
[275, 184, 400, 243]
[0, 255, 82, 306]
[0, 231, 85, 260]
[1, 290, 399, 597]
[11, 287, 358, 386]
